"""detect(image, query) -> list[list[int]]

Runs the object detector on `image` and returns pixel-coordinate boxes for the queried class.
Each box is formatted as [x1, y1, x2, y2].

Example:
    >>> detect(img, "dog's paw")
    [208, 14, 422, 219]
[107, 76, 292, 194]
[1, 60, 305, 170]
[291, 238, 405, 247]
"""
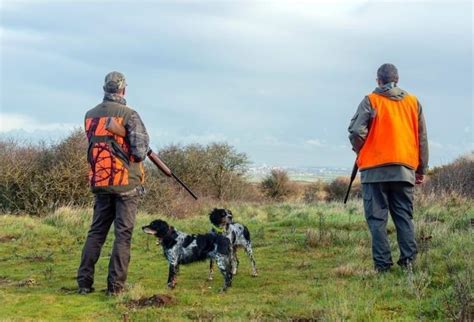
[251, 271, 258, 277]
[167, 282, 176, 289]
[219, 287, 228, 293]
[207, 276, 214, 281]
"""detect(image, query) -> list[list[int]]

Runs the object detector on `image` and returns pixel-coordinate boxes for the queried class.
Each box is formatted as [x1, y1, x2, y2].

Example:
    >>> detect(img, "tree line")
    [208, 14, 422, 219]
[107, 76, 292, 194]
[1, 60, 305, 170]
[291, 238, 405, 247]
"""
[0, 130, 472, 215]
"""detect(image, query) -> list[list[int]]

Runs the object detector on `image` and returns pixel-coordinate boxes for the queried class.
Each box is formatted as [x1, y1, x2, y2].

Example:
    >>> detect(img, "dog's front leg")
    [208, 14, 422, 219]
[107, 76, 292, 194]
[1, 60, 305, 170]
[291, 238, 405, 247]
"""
[167, 263, 178, 289]
[208, 259, 214, 281]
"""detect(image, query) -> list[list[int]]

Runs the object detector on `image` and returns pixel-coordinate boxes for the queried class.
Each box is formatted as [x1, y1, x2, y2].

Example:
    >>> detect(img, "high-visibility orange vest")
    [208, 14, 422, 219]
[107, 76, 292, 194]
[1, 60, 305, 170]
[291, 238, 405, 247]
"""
[84, 101, 144, 194]
[357, 93, 420, 171]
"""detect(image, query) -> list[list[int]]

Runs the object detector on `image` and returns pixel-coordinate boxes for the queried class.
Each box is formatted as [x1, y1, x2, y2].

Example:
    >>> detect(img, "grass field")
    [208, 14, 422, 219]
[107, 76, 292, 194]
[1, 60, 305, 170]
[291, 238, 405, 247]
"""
[0, 197, 472, 321]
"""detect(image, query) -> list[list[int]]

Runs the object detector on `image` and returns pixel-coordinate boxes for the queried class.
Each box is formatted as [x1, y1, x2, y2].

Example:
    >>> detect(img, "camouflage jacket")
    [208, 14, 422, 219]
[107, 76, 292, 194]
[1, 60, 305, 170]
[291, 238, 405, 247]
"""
[103, 93, 150, 162]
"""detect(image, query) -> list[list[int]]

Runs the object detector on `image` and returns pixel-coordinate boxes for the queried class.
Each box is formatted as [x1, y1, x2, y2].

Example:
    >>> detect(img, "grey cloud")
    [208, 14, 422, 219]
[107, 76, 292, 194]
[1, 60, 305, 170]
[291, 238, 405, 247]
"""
[0, 1, 472, 167]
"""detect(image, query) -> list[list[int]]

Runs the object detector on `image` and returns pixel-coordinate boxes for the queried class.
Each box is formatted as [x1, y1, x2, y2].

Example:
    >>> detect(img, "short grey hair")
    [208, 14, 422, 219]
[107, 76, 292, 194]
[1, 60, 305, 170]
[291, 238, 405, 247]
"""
[377, 63, 399, 84]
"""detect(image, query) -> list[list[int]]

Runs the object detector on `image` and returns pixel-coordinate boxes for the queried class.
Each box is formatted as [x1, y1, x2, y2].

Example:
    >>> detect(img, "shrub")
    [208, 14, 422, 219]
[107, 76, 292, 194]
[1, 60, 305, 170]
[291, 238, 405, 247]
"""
[206, 143, 250, 200]
[158, 142, 250, 201]
[260, 169, 295, 201]
[0, 129, 91, 215]
[303, 180, 328, 203]
[46, 129, 90, 207]
[423, 153, 473, 198]
[140, 164, 210, 218]
[0, 133, 255, 215]
[325, 177, 361, 202]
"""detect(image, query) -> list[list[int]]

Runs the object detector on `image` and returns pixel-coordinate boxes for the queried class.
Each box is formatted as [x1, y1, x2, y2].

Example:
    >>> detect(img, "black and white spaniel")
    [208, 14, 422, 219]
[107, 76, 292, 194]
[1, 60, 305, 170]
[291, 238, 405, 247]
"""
[142, 219, 233, 291]
[208, 208, 258, 279]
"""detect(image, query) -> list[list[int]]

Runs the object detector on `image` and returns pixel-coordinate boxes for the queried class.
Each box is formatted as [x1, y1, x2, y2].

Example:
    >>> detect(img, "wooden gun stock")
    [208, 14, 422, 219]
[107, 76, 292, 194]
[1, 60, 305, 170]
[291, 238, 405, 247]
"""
[105, 117, 198, 200]
[147, 150, 172, 177]
[105, 117, 126, 137]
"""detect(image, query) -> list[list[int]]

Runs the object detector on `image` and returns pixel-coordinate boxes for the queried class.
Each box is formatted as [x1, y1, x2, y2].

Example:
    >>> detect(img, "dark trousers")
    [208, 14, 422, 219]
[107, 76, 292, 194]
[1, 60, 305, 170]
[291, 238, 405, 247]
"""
[362, 182, 417, 270]
[77, 192, 139, 291]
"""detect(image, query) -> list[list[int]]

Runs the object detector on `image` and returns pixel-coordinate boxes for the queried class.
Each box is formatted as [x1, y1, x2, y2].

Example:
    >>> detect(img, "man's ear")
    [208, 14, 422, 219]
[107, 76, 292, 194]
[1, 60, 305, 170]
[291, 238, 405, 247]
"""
[122, 87, 126, 96]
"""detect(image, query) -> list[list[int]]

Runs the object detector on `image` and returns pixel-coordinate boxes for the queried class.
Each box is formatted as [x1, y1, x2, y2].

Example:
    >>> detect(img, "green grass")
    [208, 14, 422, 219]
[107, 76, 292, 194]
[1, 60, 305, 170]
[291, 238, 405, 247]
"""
[0, 198, 472, 321]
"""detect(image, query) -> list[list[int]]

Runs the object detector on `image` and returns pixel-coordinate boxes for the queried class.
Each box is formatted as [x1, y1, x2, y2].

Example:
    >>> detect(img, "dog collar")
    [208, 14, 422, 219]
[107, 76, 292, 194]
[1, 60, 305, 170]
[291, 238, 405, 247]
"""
[214, 226, 225, 234]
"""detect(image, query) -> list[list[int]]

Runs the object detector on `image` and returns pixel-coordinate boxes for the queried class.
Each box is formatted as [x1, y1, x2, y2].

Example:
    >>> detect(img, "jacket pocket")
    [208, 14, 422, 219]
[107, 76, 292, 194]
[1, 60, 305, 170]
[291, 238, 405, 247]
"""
[362, 185, 372, 201]
[362, 185, 375, 220]
[111, 141, 130, 167]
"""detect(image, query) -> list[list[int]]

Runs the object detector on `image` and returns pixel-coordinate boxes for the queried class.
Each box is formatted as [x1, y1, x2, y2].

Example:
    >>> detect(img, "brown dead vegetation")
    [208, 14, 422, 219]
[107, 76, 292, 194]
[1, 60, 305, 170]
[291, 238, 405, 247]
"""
[0, 234, 17, 243]
[1, 131, 471, 217]
[124, 294, 174, 309]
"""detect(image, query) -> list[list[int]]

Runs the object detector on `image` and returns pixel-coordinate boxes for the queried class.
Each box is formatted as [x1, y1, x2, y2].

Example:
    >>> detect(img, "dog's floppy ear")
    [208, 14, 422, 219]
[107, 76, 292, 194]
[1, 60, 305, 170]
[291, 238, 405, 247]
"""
[225, 209, 233, 220]
[153, 220, 171, 238]
[209, 209, 226, 227]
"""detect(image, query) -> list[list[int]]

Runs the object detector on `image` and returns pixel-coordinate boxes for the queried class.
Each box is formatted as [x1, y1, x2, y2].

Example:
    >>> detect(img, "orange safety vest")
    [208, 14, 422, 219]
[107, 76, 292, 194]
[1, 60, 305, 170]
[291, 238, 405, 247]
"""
[357, 93, 420, 171]
[84, 101, 144, 194]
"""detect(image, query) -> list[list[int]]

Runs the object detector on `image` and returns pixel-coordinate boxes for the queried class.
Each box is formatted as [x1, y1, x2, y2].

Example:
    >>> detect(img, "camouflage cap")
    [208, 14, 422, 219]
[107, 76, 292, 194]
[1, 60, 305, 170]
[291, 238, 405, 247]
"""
[103, 71, 127, 93]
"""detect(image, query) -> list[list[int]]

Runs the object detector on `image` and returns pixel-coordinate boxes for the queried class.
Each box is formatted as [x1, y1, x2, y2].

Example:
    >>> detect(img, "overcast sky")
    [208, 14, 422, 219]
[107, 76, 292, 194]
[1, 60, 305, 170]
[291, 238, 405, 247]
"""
[0, 0, 472, 167]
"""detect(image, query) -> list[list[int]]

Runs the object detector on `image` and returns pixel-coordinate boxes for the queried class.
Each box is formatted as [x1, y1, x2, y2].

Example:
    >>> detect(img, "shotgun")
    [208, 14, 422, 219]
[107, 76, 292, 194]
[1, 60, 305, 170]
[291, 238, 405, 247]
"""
[343, 161, 358, 204]
[344, 113, 374, 204]
[105, 117, 198, 200]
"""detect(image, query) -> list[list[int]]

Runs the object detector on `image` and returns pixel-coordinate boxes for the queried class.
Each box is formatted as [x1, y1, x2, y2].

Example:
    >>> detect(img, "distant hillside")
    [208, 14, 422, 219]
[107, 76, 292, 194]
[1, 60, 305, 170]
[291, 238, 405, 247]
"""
[247, 165, 350, 182]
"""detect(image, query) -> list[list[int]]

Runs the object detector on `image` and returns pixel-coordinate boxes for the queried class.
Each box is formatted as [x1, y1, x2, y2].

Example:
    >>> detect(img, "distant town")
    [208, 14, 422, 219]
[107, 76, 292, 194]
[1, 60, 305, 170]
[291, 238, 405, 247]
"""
[247, 164, 351, 182]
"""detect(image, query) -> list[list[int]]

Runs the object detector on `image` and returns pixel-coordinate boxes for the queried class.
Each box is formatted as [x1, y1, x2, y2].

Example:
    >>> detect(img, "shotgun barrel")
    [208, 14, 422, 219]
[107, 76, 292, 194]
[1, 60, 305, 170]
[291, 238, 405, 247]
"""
[172, 173, 199, 200]
[343, 161, 358, 204]
[147, 149, 198, 200]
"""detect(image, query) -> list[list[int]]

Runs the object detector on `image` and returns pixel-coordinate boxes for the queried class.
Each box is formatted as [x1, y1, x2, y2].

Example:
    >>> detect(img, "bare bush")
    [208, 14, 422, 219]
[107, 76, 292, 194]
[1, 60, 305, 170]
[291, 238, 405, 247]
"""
[0, 129, 91, 215]
[423, 153, 473, 198]
[303, 180, 328, 203]
[325, 177, 361, 202]
[0, 133, 255, 215]
[260, 169, 295, 201]
[158, 143, 250, 201]
[206, 143, 250, 200]
[140, 164, 211, 218]
[47, 130, 90, 207]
